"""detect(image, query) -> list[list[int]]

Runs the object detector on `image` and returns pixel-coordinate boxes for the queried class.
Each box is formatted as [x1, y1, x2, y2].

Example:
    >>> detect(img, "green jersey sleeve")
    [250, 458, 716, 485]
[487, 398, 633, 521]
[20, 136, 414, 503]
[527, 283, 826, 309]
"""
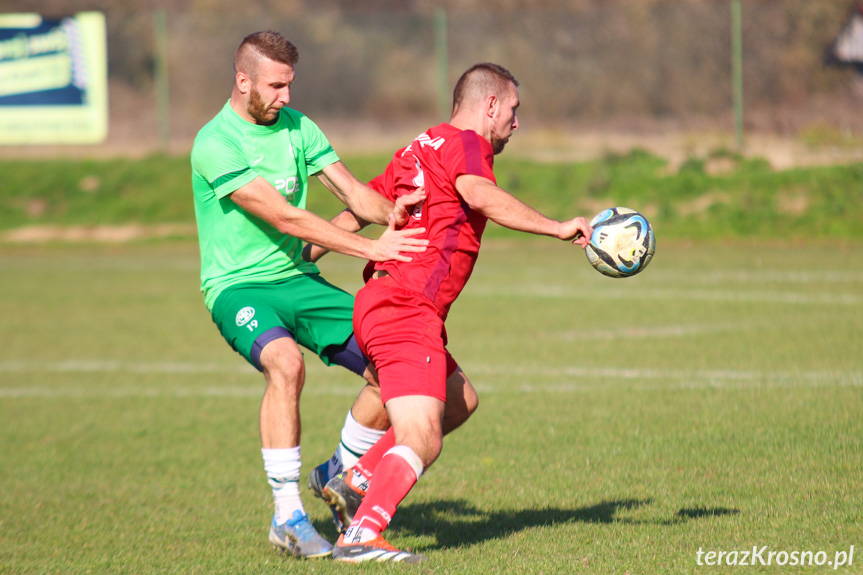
[191, 126, 257, 200]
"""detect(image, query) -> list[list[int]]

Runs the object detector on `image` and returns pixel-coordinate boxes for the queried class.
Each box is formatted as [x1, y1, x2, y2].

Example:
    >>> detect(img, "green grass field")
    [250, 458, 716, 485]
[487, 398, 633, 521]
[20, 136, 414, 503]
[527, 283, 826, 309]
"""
[1, 239, 861, 574]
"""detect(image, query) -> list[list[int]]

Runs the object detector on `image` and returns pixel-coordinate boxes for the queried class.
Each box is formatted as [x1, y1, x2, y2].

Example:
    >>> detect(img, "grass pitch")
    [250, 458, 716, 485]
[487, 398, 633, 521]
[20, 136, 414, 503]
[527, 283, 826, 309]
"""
[1, 240, 861, 574]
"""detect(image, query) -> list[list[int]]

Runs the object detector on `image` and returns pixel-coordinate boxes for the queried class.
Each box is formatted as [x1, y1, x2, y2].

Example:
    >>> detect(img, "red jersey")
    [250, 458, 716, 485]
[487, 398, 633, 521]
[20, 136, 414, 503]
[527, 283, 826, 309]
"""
[369, 123, 496, 318]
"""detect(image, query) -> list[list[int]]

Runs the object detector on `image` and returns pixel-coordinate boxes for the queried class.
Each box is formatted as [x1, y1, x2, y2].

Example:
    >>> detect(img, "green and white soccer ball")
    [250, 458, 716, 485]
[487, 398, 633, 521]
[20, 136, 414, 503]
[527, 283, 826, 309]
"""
[585, 207, 655, 278]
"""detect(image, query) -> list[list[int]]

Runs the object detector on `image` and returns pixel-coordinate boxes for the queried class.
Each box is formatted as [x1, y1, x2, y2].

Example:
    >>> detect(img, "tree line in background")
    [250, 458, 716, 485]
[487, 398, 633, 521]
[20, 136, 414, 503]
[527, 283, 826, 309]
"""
[3, 0, 862, 146]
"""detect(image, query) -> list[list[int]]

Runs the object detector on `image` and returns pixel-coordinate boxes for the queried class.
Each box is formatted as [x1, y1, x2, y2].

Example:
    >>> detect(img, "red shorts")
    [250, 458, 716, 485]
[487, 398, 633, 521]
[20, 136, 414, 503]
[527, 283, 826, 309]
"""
[353, 275, 458, 405]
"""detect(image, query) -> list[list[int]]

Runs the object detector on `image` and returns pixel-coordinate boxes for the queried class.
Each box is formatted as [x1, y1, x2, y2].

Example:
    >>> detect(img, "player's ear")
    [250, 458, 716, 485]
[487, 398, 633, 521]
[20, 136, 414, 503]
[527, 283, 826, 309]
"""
[236, 71, 251, 94]
[485, 94, 498, 119]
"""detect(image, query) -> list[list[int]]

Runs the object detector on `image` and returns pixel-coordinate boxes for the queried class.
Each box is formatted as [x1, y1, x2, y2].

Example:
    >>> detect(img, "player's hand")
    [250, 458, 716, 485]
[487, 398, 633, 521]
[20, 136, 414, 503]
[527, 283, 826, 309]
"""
[558, 217, 593, 249]
[392, 187, 427, 228]
[370, 213, 429, 262]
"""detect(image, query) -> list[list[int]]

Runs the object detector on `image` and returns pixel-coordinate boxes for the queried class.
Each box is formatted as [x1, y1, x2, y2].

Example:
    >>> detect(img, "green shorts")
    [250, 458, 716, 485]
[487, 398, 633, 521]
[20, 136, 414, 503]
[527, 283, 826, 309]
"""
[210, 273, 356, 370]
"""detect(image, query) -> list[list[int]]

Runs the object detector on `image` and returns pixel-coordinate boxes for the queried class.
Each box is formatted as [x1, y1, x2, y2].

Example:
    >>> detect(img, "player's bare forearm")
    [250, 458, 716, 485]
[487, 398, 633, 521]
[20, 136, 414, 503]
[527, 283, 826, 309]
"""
[232, 182, 372, 258]
[302, 209, 369, 263]
[230, 177, 426, 262]
[318, 162, 395, 225]
[457, 174, 592, 243]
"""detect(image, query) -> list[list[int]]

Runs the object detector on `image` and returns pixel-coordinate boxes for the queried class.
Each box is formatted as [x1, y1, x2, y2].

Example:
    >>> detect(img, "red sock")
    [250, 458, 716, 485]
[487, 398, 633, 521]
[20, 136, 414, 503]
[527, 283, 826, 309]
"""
[353, 427, 395, 479]
[346, 449, 419, 539]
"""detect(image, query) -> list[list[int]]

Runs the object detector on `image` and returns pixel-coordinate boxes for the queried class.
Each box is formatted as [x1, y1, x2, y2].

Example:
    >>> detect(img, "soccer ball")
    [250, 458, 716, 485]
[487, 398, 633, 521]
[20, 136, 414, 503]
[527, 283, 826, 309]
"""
[585, 207, 655, 278]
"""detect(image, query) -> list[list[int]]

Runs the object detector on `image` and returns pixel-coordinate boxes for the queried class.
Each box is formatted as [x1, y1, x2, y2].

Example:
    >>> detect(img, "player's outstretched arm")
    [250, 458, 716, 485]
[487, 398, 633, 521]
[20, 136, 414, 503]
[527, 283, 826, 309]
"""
[456, 174, 592, 248]
[231, 177, 428, 262]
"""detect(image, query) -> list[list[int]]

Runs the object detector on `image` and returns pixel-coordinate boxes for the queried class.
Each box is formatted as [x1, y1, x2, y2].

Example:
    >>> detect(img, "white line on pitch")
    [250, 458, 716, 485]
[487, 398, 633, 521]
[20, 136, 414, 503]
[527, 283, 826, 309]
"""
[467, 285, 861, 306]
[465, 364, 863, 391]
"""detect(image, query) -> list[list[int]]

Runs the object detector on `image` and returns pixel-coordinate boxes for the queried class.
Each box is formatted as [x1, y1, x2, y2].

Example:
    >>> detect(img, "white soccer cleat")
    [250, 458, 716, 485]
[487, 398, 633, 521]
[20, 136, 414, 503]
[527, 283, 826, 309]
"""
[332, 533, 425, 564]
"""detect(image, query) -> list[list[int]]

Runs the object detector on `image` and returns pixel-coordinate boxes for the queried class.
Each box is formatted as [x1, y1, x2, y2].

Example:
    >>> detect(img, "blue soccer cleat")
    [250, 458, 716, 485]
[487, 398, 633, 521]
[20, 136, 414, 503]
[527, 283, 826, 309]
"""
[268, 510, 333, 559]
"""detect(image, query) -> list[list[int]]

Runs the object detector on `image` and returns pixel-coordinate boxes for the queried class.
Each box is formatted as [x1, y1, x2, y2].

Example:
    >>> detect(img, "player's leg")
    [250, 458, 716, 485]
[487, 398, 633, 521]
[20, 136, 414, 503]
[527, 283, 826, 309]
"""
[308, 336, 389, 498]
[322, 361, 478, 532]
[351, 360, 477, 475]
[283, 273, 401, 535]
[211, 281, 332, 558]
[333, 395, 443, 564]
[350, 370, 389, 432]
[257, 336, 333, 558]
[332, 278, 444, 563]
[442, 365, 479, 435]
[258, 336, 305, 448]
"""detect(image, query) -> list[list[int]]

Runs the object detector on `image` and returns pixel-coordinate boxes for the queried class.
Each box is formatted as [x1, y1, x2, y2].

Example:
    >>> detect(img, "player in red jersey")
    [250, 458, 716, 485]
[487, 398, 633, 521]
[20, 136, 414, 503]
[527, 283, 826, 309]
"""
[309, 63, 593, 563]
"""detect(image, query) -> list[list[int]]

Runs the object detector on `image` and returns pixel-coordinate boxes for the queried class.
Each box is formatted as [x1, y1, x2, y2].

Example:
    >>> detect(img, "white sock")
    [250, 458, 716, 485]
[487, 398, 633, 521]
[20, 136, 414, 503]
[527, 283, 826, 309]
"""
[330, 410, 387, 474]
[262, 447, 304, 525]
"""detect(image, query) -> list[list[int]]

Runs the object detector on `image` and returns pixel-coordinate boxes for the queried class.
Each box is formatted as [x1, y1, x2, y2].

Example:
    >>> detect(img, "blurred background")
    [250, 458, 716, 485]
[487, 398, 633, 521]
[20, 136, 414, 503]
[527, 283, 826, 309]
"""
[3, 0, 863, 167]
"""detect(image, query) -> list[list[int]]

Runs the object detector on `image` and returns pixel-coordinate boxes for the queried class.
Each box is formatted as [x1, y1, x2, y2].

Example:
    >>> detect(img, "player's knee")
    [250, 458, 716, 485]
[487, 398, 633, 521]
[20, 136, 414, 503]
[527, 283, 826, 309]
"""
[443, 378, 479, 434]
[425, 435, 444, 465]
[396, 421, 443, 466]
[423, 418, 445, 462]
[412, 429, 443, 467]
[463, 384, 479, 417]
[260, 342, 304, 391]
[361, 363, 379, 387]
[451, 387, 479, 425]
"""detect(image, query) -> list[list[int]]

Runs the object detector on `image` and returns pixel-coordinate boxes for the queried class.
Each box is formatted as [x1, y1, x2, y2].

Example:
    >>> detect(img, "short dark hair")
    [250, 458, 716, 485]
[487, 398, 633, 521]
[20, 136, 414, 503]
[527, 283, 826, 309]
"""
[452, 63, 519, 114]
[234, 30, 299, 78]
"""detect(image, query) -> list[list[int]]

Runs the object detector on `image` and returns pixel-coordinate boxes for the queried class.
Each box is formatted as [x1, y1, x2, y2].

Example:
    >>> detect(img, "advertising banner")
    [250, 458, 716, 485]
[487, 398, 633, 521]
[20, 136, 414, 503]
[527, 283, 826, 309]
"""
[0, 12, 107, 144]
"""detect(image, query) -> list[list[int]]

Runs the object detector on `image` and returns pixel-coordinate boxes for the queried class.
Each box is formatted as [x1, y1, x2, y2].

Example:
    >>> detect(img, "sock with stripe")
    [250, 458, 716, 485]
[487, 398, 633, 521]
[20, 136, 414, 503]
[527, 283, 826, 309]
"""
[343, 446, 424, 544]
[262, 446, 304, 525]
[352, 427, 396, 482]
[325, 410, 388, 480]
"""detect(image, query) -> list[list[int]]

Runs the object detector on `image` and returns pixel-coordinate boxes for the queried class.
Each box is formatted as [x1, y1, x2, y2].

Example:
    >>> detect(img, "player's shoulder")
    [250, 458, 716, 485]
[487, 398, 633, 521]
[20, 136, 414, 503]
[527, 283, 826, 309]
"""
[433, 123, 489, 149]
[456, 127, 488, 146]
[192, 123, 238, 165]
[434, 125, 493, 160]
[196, 101, 236, 133]
[192, 113, 244, 168]
[406, 123, 459, 156]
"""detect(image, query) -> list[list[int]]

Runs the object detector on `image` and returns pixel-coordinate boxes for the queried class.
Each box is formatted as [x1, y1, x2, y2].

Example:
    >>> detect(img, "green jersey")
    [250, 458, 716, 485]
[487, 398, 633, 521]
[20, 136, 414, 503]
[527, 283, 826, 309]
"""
[191, 100, 340, 310]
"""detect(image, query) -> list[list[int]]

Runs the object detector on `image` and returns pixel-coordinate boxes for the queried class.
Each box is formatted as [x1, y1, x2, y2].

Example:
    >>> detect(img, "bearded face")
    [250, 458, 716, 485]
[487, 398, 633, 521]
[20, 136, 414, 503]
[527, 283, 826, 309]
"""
[489, 88, 520, 155]
[489, 128, 510, 155]
[247, 85, 280, 125]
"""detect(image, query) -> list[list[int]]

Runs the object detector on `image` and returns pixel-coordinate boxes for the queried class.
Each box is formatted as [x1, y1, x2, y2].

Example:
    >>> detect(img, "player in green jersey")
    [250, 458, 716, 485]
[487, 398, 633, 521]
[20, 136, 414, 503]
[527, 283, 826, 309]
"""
[190, 30, 427, 559]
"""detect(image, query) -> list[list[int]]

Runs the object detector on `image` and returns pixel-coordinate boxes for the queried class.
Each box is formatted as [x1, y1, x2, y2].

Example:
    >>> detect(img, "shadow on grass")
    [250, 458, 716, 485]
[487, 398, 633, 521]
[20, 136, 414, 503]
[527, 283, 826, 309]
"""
[385, 499, 739, 551]
[675, 506, 740, 520]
